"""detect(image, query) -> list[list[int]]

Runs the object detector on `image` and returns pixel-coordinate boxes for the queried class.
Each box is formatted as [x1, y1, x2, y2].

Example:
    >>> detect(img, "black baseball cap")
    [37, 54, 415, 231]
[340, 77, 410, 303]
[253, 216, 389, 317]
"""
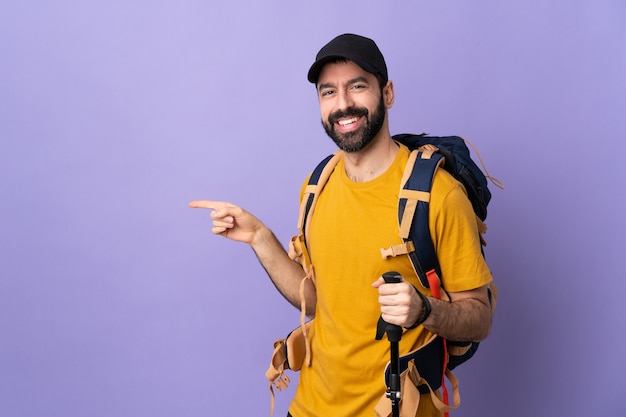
[307, 34, 388, 84]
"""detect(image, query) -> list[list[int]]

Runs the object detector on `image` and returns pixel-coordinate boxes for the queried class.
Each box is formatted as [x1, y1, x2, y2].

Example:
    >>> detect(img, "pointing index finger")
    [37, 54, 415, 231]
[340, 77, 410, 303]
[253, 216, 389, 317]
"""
[189, 200, 222, 209]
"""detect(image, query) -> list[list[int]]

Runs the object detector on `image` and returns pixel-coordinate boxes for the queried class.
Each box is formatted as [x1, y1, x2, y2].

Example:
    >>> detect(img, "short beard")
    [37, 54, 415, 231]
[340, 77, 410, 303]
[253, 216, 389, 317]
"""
[322, 95, 386, 153]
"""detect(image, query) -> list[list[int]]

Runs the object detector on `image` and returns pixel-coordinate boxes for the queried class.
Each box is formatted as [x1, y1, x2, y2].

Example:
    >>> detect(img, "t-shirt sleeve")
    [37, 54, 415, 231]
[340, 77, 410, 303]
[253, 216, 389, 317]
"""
[429, 169, 493, 293]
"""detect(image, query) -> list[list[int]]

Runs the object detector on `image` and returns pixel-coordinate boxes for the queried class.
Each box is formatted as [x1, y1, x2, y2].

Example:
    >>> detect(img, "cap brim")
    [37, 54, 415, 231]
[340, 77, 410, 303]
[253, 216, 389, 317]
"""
[307, 56, 338, 84]
[308, 54, 381, 84]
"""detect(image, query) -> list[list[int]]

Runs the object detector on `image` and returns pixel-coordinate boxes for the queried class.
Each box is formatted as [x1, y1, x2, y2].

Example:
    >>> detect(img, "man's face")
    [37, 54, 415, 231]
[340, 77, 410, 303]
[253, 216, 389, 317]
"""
[317, 61, 387, 153]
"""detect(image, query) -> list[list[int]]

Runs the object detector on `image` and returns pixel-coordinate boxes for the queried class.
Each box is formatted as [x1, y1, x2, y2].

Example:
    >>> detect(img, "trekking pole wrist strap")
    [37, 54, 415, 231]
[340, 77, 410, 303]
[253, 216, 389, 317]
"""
[405, 287, 432, 329]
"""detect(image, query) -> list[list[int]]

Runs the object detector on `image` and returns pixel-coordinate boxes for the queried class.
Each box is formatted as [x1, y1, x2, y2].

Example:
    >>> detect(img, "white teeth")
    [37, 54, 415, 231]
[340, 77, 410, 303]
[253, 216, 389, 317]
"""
[338, 117, 358, 126]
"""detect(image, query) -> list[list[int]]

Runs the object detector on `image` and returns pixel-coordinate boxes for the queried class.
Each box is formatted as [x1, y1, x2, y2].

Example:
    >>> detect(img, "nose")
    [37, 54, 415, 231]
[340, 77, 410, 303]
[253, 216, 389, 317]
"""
[335, 89, 355, 111]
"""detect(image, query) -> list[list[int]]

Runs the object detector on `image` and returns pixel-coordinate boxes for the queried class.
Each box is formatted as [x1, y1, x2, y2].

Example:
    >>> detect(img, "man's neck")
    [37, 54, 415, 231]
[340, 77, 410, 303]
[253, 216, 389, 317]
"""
[343, 132, 399, 182]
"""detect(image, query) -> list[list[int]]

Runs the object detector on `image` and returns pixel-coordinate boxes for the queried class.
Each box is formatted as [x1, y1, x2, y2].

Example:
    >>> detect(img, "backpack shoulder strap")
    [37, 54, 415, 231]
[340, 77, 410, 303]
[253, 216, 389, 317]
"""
[289, 151, 342, 273]
[381, 145, 445, 289]
[286, 151, 342, 371]
[299, 152, 342, 242]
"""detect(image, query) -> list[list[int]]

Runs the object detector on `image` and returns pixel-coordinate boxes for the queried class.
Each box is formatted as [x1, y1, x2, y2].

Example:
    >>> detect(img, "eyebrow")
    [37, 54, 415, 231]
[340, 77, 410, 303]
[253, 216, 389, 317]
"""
[317, 76, 371, 92]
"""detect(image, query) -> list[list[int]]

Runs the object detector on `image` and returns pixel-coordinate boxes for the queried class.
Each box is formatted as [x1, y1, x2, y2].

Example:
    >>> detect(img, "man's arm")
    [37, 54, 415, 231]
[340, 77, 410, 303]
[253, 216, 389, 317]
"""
[189, 200, 317, 316]
[373, 280, 492, 342]
[422, 285, 492, 341]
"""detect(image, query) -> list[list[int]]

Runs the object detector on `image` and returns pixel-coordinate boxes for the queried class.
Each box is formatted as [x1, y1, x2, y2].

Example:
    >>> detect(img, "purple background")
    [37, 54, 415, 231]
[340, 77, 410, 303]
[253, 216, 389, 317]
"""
[2, 1, 625, 416]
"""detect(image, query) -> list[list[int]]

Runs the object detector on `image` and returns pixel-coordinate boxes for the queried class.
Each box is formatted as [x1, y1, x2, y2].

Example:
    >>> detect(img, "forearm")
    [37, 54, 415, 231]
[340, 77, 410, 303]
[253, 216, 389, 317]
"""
[251, 225, 317, 316]
[188, 199, 317, 315]
[422, 289, 492, 342]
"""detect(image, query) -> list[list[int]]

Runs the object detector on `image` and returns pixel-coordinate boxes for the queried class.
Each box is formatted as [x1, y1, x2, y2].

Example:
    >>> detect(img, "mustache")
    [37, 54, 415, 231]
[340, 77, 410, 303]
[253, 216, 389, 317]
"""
[328, 107, 369, 125]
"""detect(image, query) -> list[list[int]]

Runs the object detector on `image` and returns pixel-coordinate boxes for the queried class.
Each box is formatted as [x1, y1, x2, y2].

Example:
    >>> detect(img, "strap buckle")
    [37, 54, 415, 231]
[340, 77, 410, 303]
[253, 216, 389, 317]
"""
[380, 241, 415, 260]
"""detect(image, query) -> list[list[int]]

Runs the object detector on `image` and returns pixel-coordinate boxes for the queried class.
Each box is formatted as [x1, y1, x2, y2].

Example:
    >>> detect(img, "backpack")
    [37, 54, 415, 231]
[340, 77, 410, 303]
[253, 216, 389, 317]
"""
[266, 133, 501, 416]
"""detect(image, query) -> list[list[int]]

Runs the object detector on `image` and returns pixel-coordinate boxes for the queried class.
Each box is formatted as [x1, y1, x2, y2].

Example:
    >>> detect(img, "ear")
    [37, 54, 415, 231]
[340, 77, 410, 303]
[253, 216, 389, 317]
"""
[383, 80, 395, 109]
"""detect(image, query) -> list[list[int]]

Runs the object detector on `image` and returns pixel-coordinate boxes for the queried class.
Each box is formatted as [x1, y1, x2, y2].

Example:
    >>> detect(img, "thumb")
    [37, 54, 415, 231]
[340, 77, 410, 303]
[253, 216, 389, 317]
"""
[371, 277, 385, 288]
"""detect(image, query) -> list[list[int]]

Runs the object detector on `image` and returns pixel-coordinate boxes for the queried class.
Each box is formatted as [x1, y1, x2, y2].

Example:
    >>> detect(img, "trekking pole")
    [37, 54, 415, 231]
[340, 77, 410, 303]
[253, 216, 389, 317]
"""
[379, 271, 403, 417]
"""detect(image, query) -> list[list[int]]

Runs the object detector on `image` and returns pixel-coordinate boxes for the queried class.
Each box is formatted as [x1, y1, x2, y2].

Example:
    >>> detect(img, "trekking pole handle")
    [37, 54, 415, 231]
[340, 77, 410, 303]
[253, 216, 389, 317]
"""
[381, 272, 403, 343]
[382, 271, 402, 284]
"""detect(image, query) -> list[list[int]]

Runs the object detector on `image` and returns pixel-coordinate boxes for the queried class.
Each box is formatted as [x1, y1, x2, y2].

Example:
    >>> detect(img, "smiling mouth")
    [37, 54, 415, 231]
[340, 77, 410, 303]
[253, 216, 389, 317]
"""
[337, 116, 360, 126]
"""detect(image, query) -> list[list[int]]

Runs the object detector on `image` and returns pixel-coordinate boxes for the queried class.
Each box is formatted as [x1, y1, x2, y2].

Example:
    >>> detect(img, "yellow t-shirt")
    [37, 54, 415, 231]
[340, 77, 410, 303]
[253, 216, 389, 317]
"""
[289, 145, 492, 417]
